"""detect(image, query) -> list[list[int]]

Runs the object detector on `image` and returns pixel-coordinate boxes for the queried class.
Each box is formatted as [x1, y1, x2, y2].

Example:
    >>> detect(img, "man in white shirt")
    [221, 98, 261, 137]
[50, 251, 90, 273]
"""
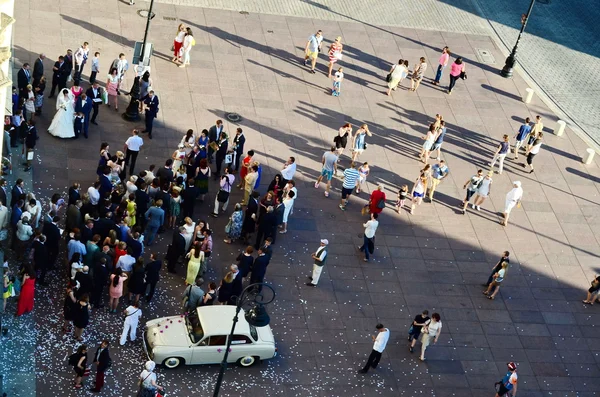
[89, 52, 100, 84]
[143, 165, 156, 185]
[120, 301, 142, 345]
[87, 181, 101, 206]
[280, 157, 296, 184]
[306, 239, 328, 287]
[358, 323, 390, 373]
[358, 213, 379, 262]
[124, 129, 144, 176]
[73, 42, 89, 84]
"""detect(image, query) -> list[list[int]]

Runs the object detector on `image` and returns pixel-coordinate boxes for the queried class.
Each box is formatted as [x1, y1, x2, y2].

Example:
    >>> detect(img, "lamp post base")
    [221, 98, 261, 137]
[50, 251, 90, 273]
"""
[122, 102, 141, 122]
[500, 53, 516, 78]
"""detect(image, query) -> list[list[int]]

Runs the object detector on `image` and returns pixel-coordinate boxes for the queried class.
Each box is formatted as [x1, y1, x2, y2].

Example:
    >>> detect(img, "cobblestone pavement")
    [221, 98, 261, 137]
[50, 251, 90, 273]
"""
[4, 1, 600, 396]
[154, 0, 600, 147]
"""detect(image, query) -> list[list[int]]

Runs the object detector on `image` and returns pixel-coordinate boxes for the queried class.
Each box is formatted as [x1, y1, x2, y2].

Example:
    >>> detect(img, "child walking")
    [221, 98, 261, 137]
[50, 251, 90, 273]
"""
[396, 185, 408, 213]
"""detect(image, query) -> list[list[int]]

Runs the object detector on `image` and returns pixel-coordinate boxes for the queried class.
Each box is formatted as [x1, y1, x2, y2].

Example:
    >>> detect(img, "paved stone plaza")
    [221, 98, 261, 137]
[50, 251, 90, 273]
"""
[2, 1, 600, 396]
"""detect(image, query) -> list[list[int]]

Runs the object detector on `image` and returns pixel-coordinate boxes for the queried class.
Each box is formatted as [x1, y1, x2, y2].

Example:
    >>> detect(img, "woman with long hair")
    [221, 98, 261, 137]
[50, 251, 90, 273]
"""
[72, 344, 88, 389]
[483, 262, 508, 300]
[72, 293, 90, 341]
[106, 68, 120, 111]
[185, 241, 205, 285]
[172, 23, 187, 64]
[179, 27, 195, 67]
[128, 258, 146, 305]
[410, 175, 428, 215]
[109, 268, 128, 313]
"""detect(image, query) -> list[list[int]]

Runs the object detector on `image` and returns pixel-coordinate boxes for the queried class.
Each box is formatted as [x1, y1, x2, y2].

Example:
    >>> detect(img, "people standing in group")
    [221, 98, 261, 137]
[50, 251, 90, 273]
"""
[90, 339, 111, 393]
[327, 36, 343, 78]
[16, 268, 35, 316]
[460, 169, 483, 215]
[172, 23, 187, 64]
[513, 117, 531, 159]
[110, 53, 129, 95]
[432, 47, 450, 86]
[314, 146, 338, 198]
[358, 323, 390, 374]
[351, 124, 372, 166]
[138, 71, 153, 112]
[408, 310, 430, 353]
[280, 156, 297, 185]
[33, 75, 46, 116]
[502, 181, 523, 226]
[472, 171, 493, 211]
[490, 134, 510, 174]
[73, 42, 89, 85]
[106, 68, 119, 111]
[231, 128, 245, 172]
[86, 82, 103, 125]
[494, 362, 518, 397]
[427, 159, 449, 201]
[522, 132, 543, 173]
[243, 164, 259, 205]
[179, 27, 195, 68]
[484, 251, 510, 288]
[447, 57, 465, 94]
[526, 115, 543, 155]
[306, 239, 328, 287]
[358, 213, 378, 262]
[419, 313, 442, 361]
[213, 167, 235, 217]
[124, 129, 143, 176]
[339, 162, 360, 210]
[183, 277, 205, 311]
[120, 301, 142, 345]
[108, 268, 128, 313]
[386, 59, 407, 96]
[304, 30, 323, 74]
[410, 57, 427, 92]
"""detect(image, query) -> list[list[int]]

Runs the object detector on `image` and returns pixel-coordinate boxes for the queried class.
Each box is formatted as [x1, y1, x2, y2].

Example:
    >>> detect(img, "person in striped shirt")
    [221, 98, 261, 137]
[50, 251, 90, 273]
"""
[339, 163, 360, 210]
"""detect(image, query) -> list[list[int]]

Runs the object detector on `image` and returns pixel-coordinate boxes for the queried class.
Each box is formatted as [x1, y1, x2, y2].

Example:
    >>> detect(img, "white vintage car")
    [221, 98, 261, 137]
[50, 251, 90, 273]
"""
[143, 305, 276, 369]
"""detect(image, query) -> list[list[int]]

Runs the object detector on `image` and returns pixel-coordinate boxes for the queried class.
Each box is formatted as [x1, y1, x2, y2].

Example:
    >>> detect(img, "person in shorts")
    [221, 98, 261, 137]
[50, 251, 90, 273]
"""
[461, 169, 483, 214]
[314, 147, 338, 197]
[409, 310, 430, 353]
[339, 163, 360, 210]
[495, 362, 518, 397]
[303, 30, 323, 74]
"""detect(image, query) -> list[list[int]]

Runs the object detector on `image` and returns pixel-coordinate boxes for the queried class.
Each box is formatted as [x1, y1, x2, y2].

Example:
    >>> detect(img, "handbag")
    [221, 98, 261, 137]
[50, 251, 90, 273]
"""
[225, 153, 233, 164]
[224, 220, 232, 234]
[385, 73, 392, 83]
[376, 198, 385, 209]
[460, 71, 467, 80]
[217, 177, 231, 203]
[361, 205, 369, 216]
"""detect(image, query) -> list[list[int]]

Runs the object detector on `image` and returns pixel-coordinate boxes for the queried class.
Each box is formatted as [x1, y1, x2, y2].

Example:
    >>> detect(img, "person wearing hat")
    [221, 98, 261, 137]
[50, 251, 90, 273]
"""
[138, 360, 163, 394]
[502, 181, 523, 226]
[307, 239, 328, 287]
[495, 362, 518, 397]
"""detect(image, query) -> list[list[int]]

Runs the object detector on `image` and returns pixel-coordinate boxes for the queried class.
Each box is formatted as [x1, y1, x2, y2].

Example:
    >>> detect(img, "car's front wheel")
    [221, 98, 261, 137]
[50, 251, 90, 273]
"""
[163, 357, 184, 369]
[238, 356, 258, 367]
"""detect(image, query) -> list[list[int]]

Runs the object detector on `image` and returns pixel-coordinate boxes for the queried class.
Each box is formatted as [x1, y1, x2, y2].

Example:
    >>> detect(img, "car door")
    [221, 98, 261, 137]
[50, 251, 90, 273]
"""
[228, 334, 254, 361]
[191, 335, 228, 364]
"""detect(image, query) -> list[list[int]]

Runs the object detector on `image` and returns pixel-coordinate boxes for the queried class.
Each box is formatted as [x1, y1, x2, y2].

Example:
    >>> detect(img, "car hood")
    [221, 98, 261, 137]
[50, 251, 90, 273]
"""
[145, 316, 190, 348]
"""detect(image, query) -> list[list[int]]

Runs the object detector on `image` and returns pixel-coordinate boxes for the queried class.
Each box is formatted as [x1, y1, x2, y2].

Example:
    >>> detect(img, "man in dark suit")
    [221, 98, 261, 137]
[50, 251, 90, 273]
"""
[254, 206, 277, 250]
[156, 160, 174, 187]
[145, 252, 162, 302]
[250, 248, 270, 285]
[66, 200, 83, 232]
[80, 219, 95, 244]
[98, 167, 113, 198]
[261, 237, 274, 263]
[48, 56, 67, 98]
[142, 90, 159, 139]
[0, 178, 8, 208]
[91, 339, 111, 392]
[42, 216, 61, 269]
[207, 119, 224, 163]
[75, 93, 93, 138]
[232, 127, 245, 172]
[11, 178, 25, 208]
[64, 49, 74, 77]
[93, 213, 117, 241]
[181, 178, 199, 219]
[166, 226, 186, 273]
[242, 191, 260, 244]
[86, 82, 103, 125]
[17, 63, 31, 100]
[126, 232, 142, 259]
[32, 235, 49, 286]
[93, 245, 114, 275]
[134, 184, 150, 230]
[229, 264, 244, 305]
[33, 54, 45, 86]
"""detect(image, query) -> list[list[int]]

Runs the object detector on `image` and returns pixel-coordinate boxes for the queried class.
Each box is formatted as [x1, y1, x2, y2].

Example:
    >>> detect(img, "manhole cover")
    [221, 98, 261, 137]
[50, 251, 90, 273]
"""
[137, 9, 156, 19]
[226, 112, 242, 123]
[475, 48, 496, 64]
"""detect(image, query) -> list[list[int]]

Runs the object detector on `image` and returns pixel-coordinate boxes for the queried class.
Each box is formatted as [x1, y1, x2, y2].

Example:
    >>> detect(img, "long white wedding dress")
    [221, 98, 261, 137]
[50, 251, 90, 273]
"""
[48, 89, 75, 138]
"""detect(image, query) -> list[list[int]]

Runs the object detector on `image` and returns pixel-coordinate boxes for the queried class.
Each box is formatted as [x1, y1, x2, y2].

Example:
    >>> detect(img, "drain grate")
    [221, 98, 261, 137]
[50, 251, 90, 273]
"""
[239, 11, 249, 15]
[475, 48, 496, 64]
[226, 112, 242, 123]
[163, 16, 177, 21]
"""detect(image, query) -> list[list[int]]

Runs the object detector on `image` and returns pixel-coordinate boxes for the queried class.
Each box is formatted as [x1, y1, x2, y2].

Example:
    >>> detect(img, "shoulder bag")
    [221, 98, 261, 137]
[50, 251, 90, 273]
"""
[217, 176, 231, 203]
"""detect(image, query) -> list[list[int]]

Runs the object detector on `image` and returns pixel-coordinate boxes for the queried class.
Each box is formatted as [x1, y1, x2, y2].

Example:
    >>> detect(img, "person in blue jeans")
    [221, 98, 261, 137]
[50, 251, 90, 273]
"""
[144, 200, 165, 246]
[512, 117, 531, 159]
[358, 213, 379, 262]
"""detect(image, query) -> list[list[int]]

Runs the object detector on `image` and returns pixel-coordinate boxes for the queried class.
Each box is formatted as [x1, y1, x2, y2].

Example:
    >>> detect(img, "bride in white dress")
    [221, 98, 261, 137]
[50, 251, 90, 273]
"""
[48, 88, 75, 138]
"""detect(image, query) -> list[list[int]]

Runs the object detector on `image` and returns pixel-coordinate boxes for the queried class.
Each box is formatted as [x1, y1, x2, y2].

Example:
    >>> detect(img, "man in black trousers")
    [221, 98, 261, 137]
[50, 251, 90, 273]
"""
[43, 215, 61, 269]
[358, 324, 390, 374]
[166, 226, 186, 274]
[144, 252, 162, 302]
[32, 235, 49, 286]
[90, 339, 111, 393]
[483, 251, 510, 287]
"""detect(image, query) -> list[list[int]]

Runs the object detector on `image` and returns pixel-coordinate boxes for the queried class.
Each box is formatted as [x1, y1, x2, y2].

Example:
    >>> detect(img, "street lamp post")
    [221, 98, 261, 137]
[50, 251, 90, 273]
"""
[500, 0, 536, 78]
[123, 0, 155, 121]
[212, 283, 275, 397]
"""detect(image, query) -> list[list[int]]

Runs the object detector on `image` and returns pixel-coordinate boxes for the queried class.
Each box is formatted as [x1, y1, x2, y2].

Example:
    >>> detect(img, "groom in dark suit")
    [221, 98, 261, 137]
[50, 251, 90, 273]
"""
[86, 82, 103, 125]
[17, 63, 31, 101]
[75, 93, 93, 138]
[49, 56, 68, 98]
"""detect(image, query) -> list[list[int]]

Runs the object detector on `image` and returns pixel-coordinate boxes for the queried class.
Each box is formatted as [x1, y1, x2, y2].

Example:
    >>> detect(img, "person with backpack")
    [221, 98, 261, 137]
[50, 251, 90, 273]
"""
[368, 184, 386, 215]
[495, 362, 518, 397]
[358, 212, 379, 262]
[69, 344, 88, 389]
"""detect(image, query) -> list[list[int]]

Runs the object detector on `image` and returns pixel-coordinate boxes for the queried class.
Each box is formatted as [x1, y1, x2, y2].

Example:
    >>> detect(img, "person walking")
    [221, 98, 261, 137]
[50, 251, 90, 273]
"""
[358, 323, 390, 373]
[419, 124, 437, 164]
[314, 146, 338, 198]
[124, 129, 143, 176]
[120, 301, 142, 345]
[368, 184, 386, 216]
[408, 310, 430, 353]
[525, 115, 543, 155]
[70, 344, 88, 389]
[304, 30, 323, 74]
[90, 339, 111, 393]
[306, 239, 328, 287]
[350, 124, 372, 166]
[339, 162, 360, 210]
[522, 132, 543, 173]
[410, 57, 427, 92]
[410, 175, 427, 215]
[327, 36, 343, 78]
[490, 134, 510, 174]
[358, 213, 378, 262]
[460, 169, 484, 214]
[483, 261, 508, 300]
[447, 57, 466, 95]
[502, 181, 523, 226]
[513, 117, 531, 159]
[89, 52, 100, 84]
[419, 312, 442, 361]
[484, 251, 510, 287]
[432, 46, 450, 85]
[494, 362, 518, 397]
[430, 120, 447, 160]
[185, 242, 204, 285]
[472, 171, 494, 211]
[386, 59, 407, 95]
[427, 159, 449, 201]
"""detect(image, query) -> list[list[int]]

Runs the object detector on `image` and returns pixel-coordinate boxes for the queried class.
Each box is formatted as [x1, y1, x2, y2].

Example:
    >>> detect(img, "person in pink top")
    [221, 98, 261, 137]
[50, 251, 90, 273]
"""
[433, 47, 450, 85]
[447, 57, 465, 95]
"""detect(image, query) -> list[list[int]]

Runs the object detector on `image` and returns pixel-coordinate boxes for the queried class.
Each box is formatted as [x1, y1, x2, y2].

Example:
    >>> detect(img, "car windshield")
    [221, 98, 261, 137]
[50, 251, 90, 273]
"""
[186, 310, 204, 344]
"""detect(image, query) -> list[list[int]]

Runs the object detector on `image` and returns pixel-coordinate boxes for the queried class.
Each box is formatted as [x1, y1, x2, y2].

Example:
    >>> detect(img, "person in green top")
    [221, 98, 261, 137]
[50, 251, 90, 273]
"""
[307, 239, 328, 287]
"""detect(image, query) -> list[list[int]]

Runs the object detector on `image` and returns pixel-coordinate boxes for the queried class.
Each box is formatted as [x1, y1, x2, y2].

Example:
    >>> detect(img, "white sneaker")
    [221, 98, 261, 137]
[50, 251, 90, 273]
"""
[314, 182, 319, 189]
[476, 206, 481, 211]
[471, 203, 476, 209]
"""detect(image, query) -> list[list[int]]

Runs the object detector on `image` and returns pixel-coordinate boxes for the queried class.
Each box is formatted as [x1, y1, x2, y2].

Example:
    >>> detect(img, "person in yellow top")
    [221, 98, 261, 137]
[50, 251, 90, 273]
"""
[126, 194, 137, 227]
[243, 164, 259, 205]
[526, 115, 543, 155]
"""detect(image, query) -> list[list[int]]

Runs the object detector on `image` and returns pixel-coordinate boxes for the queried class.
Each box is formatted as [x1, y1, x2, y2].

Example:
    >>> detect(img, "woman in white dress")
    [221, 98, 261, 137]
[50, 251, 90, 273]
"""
[48, 89, 75, 139]
[502, 181, 523, 227]
[472, 171, 493, 211]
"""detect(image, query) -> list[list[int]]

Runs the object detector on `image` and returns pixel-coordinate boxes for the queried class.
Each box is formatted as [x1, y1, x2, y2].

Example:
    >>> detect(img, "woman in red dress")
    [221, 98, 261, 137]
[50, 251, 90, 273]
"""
[16, 268, 35, 316]
[368, 184, 386, 215]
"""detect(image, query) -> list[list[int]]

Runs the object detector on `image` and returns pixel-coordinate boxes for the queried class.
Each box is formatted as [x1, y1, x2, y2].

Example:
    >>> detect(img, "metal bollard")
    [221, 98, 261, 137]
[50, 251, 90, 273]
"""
[523, 88, 534, 104]
[583, 148, 596, 165]
[555, 120, 566, 137]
